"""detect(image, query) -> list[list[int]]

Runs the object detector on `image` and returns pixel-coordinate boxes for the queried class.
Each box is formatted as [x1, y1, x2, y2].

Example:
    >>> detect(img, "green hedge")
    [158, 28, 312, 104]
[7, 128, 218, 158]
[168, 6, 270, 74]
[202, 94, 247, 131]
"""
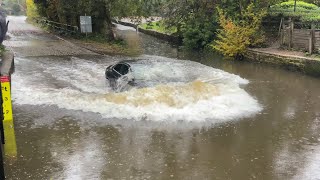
[269, 1, 320, 22]
[139, 21, 177, 34]
[272, 1, 318, 10]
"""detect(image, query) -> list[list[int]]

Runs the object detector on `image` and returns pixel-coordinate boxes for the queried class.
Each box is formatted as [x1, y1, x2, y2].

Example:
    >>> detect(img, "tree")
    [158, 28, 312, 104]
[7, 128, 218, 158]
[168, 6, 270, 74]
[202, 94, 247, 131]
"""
[29, 0, 160, 41]
[213, 4, 266, 58]
[27, 0, 279, 47]
[161, 0, 282, 49]
[26, 0, 40, 20]
[12, 4, 20, 14]
[162, 0, 219, 49]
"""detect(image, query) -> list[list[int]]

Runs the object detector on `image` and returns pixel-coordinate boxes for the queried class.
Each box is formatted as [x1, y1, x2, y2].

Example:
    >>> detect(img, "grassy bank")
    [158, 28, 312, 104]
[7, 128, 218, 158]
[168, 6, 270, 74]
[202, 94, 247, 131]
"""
[0, 45, 5, 56]
[69, 34, 142, 56]
[139, 21, 176, 35]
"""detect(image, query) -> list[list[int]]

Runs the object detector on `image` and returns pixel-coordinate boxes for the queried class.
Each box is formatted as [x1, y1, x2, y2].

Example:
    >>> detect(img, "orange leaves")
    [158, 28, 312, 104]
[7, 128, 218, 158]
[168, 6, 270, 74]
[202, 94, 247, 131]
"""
[212, 4, 266, 58]
[225, 21, 234, 30]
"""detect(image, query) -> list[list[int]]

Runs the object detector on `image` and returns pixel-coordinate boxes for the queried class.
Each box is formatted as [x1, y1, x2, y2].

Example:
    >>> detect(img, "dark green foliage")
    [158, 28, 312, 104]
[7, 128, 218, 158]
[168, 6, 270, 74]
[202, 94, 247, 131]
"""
[162, 0, 282, 49]
[31, 0, 162, 40]
[111, 0, 162, 18]
[32, 0, 114, 39]
[29, 0, 287, 49]
[181, 16, 218, 50]
[163, 0, 218, 49]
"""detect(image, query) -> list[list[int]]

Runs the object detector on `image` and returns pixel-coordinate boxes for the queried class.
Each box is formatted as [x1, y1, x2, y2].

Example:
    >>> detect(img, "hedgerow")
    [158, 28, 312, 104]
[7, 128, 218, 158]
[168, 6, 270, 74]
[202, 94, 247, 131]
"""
[269, 1, 320, 22]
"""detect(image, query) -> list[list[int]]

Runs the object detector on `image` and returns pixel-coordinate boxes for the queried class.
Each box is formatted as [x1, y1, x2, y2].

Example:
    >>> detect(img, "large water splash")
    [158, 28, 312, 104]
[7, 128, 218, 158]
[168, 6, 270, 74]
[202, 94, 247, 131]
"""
[12, 55, 262, 123]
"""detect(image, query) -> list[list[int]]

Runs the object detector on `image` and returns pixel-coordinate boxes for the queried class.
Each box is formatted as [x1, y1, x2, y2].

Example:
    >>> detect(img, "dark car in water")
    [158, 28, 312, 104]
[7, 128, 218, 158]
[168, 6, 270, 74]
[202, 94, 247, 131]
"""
[105, 61, 134, 91]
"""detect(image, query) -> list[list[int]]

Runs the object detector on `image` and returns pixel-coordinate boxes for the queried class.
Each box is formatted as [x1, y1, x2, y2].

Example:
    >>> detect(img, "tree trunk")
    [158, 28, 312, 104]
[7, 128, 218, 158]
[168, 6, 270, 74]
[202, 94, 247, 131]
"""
[104, 10, 115, 41]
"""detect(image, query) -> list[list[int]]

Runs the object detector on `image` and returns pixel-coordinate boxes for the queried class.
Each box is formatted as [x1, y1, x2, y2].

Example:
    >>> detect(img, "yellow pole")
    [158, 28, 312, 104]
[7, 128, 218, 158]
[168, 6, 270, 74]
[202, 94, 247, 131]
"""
[1, 76, 13, 121]
[1, 76, 17, 158]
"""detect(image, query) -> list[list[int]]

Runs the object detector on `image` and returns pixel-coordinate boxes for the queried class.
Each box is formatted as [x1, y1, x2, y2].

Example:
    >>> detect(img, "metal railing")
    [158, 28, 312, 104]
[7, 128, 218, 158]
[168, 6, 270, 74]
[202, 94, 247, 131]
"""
[36, 18, 79, 34]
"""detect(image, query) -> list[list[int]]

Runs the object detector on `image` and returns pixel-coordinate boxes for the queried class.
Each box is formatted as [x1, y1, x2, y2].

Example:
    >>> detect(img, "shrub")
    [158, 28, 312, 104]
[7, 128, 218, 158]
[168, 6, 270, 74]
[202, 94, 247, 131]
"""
[179, 12, 218, 50]
[26, 0, 40, 20]
[212, 4, 266, 58]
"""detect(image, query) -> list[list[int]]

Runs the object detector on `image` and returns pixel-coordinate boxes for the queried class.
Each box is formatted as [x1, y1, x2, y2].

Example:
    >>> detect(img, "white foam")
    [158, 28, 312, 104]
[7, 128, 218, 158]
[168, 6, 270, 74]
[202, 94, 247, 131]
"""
[115, 24, 137, 31]
[12, 56, 262, 123]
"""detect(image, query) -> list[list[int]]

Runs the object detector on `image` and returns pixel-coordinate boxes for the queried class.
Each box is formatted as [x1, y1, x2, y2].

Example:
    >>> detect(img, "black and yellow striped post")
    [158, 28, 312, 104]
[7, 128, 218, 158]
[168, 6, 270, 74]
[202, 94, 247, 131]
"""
[0, 75, 16, 180]
[0, 110, 4, 179]
[1, 76, 16, 157]
[0, 51, 16, 179]
[0, 76, 6, 179]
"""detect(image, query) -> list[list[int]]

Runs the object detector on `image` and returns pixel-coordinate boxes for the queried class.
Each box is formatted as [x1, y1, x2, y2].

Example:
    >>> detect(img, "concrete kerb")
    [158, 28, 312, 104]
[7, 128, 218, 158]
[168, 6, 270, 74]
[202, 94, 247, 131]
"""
[0, 51, 14, 76]
[245, 49, 320, 77]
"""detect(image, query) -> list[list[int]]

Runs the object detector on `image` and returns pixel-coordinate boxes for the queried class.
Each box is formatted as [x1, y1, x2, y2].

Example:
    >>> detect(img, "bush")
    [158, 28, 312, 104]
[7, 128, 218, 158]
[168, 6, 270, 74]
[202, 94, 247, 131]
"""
[178, 12, 218, 50]
[26, 0, 40, 20]
[212, 4, 266, 58]
[181, 19, 217, 50]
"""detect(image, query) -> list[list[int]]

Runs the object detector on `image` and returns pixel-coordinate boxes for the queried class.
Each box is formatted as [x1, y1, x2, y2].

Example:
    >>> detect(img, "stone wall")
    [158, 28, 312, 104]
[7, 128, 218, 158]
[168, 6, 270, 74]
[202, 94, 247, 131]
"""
[245, 50, 320, 77]
[0, 51, 14, 76]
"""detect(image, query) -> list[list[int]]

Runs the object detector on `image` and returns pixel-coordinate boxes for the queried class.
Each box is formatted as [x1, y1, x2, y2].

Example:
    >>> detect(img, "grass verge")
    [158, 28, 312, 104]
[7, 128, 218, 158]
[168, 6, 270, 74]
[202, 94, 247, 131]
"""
[0, 44, 5, 56]
[139, 21, 176, 35]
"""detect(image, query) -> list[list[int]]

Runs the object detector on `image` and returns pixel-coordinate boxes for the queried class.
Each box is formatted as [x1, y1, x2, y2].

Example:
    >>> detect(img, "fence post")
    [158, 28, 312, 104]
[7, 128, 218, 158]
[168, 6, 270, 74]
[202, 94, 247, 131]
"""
[289, 18, 294, 49]
[280, 18, 284, 45]
[309, 32, 313, 54]
[310, 23, 315, 54]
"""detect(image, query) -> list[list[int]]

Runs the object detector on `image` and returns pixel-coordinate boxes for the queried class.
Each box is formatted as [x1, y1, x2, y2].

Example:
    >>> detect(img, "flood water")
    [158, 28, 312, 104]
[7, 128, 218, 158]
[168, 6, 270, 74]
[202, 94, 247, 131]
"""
[3, 17, 320, 180]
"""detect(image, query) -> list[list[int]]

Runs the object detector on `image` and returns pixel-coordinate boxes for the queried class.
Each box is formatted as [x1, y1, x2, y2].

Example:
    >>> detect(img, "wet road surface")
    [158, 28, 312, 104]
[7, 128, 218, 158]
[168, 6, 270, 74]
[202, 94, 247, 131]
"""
[2, 16, 320, 180]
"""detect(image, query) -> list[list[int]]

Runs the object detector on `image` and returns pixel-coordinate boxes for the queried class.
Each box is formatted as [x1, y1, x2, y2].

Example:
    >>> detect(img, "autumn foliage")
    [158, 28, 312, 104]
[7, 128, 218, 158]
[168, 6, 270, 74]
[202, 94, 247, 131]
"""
[212, 4, 266, 58]
[26, 0, 40, 20]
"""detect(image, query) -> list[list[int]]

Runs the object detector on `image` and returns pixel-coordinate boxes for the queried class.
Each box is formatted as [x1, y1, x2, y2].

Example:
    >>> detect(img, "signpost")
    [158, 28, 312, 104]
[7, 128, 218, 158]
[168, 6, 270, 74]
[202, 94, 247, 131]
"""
[80, 15, 92, 40]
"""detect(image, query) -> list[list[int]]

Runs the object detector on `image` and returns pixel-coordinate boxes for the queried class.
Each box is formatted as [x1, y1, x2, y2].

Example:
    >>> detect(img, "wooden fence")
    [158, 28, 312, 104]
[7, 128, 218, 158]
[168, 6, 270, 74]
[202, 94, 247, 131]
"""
[280, 19, 320, 54]
[315, 31, 320, 51]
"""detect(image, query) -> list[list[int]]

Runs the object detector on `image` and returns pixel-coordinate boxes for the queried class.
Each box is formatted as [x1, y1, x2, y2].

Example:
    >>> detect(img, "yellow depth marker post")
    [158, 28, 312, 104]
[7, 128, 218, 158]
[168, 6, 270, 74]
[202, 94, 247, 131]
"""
[1, 76, 17, 158]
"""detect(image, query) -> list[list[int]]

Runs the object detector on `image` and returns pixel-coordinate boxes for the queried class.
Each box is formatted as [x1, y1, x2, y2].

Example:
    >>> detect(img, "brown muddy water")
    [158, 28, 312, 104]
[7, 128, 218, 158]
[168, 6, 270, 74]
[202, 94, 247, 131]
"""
[3, 17, 320, 180]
